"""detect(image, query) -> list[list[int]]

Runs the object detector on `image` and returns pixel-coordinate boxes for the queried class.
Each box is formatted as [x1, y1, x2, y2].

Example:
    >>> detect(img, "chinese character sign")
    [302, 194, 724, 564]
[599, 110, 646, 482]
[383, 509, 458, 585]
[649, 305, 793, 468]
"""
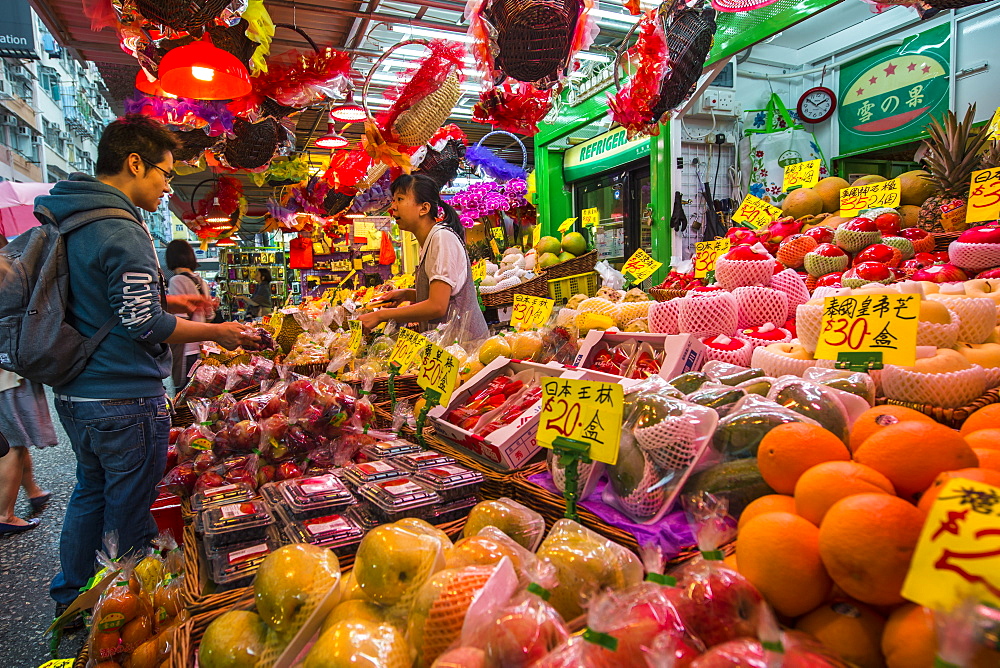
[417, 343, 460, 405]
[492, 226, 504, 240]
[582, 207, 600, 228]
[388, 327, 429, 371]
[621, 248, 663, 284]
[967, 167, 1000, 225]
[988, 108, 1000, 141]
[902, 478, 1000, 610]
[839, 179, 901, 217]
[538, 378, 624, 464]
[694, 238, 731, 278]
[731, 195, 783, 231]
[349, 320, 364, 354]
[814, 294, 919, 366]
[558, 217, 578, 233]
[472, 259, 487, 282]
[783, 159, 821, 192]
[511, 294, 555, 331]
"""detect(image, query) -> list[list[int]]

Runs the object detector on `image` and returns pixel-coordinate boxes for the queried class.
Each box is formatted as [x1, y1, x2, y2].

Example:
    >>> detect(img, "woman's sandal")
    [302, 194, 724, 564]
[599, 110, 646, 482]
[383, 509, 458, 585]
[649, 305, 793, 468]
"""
[29, 492, 52, 512]
[0, 518, 39, 535]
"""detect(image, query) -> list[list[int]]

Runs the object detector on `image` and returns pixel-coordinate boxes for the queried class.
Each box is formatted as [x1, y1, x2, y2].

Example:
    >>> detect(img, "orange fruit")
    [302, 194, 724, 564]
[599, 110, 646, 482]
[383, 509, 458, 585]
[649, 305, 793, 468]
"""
[917, 467, 1000, 514]
[974, 448, 1000, 472]
[735, 512, 832, 617]
[964, 428, 1000, 451]
[796, 600, 886, 668]
[849, 406, 935, 454]
[757, 423, 851, 494]
[881, 603, 935, 668]
[723, 552, 739, 572]
[854, 421, 979, 500]
[960, 403, 1000, 435]
[738, 494, 797, 530]
[818, 494, 924, 606]
[794, 461, 896, 526]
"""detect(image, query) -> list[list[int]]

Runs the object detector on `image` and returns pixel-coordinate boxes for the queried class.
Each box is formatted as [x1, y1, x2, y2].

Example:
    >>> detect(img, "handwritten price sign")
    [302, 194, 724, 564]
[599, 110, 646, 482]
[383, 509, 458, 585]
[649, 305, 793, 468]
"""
[511, 294, 555, 331]
[839, 178, 901, 216]
[621, 248, 663, 284]
[472, 259, 487, 282]
[417, 343, 460, 405]
[967, 167, 1000, 225]
[731, 195, 783, 230]
[783, 159, 821, 192]
[582, 207, 600, 228]
[902, 478, 1000, 610]
[814, 294, 919, 367]
[388, 327, 429, 371]
[988, 107, 1000, 141]
[538, 378, 624, 464]
[694, 238, 730, 278]
[492, 226, 504, 240]
[558, 217, 578, 233]
[348, 320, 364, 354]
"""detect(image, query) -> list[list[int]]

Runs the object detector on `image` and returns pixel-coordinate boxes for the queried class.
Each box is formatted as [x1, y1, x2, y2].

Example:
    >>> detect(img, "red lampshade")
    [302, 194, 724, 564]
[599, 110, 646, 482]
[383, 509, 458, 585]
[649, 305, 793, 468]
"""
[134, 71, 176, 98]
[215, 237, 237, 247]
[159, 36, 252, 101]
[204, 197, 231, 224]
[329, 90, 366, 123]
[315, 125, 349, 149]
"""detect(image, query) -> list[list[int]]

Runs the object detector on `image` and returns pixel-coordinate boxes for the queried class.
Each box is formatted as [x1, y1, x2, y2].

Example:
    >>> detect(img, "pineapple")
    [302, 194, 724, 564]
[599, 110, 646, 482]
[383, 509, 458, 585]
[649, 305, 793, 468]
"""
[980, 139, 1000, 170]
[917, 104, 990, 233]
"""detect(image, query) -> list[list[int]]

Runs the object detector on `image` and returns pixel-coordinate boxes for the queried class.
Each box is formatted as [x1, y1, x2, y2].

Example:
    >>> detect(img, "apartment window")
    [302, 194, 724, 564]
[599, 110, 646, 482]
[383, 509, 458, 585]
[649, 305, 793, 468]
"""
[38, 66, 60, 101]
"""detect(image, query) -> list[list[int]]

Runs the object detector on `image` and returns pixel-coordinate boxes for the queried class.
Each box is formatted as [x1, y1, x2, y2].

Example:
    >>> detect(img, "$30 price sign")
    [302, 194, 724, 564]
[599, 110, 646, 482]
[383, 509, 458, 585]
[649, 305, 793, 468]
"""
[813, 294, 919, 367]
[839, 179, 901, 216]
[693, 238, 730, 278]
[417, 343, 460, 405]
[388, 327, 429, 371]
[731, 195, 783, 230]
[621, 248, 662, 284]
[782, 159, 821, 192]
[538, 378, 624, 465]
[901, 478, 1000, 610]
[348, 320, 364, 354]
[967, 167, 1000, 225]
[511, 294, 554, 331]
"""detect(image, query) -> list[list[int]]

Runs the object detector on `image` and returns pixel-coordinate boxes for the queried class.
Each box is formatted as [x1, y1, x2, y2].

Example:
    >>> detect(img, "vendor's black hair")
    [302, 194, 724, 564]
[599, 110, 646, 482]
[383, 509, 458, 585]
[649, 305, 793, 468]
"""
[165, 239, 199, 271]
[257, 267, 272, 284]
[391, 173, 465, 243]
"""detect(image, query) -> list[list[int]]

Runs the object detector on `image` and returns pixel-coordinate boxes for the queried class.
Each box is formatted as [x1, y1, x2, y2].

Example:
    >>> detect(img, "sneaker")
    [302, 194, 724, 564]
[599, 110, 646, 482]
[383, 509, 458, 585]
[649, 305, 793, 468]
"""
[53, 603, 85, 632]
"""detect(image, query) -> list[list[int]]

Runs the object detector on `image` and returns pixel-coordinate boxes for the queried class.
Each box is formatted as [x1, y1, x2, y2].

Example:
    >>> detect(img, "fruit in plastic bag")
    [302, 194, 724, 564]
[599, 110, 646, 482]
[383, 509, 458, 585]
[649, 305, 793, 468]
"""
[354, 522, 446, 607]
[408, 566, 494, 667]
[682, 459, 774, 518]
[768, 379, 850, 443]
[304, 619, 411, 668]
[198, 610, 269, 668]
[463, 498, 545, 551]
[446, 535, 522, 570]
[321, 600, 389, 635]
[690, 631, 847, 667]
[712, 396, 819, 459]
[254, 543, 341, 637]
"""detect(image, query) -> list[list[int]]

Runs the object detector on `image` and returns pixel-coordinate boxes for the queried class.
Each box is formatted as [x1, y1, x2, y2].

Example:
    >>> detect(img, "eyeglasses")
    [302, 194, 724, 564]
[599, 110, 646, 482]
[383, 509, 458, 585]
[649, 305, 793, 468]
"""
[139, 156, 175, 184]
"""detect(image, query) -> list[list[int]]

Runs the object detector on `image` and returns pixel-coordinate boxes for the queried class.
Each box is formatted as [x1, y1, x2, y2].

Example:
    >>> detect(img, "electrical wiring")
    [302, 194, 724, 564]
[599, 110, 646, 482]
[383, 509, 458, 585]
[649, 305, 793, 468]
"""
[680, 108, 717, 141]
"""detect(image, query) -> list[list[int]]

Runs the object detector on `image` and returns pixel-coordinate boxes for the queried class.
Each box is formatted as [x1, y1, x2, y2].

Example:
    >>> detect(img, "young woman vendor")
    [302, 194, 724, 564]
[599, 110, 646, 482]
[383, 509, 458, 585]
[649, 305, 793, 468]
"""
[357, 173, 489, 341]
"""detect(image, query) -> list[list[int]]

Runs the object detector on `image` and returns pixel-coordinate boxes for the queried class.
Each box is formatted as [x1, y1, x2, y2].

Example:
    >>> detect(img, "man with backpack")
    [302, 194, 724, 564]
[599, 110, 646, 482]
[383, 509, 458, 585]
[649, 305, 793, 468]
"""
[17, 115, 260, 620]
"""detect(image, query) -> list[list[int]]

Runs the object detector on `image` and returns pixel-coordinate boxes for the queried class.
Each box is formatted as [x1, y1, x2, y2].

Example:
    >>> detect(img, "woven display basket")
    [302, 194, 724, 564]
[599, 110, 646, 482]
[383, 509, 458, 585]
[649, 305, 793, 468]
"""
[876, 387, 1000, 430]
[416, 138, 466, 187]
[324, 190, 354, 217]
[171, 129, 221, 163]
[222, 118, 284, 170]
[649, 288, 688, 301]
[372, 392, 423, 430]
[344, 374, 421, 401]
[542, 250, 598, 280]
[181, 524, 254, 614]
[207, 19, 256, 67]
[486, 0, 580, 85]
[258, 96, 301, 120]
[932, 230, 962, 252]
[652, 1, 716, 117]
[136, 0, 229, 33]
[394, 73, 461, 147]
[480, 271, 550, 308]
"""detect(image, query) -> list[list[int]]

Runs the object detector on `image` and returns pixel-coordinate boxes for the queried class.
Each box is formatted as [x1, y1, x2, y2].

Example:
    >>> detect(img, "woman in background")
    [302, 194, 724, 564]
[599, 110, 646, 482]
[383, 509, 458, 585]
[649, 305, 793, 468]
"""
[0, 371, 56, 534]
[166, 240, 213, 389]
[246, 268, 273, 319]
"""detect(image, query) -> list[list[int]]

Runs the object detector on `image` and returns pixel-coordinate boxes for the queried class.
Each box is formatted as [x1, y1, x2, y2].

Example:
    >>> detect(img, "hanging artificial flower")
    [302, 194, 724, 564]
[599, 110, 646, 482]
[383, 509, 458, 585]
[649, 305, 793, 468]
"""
[125, 95, 236, 136]
[427, 124, 467, 152]
[607, 9, 669, 138]
[464, 143, 527, 182]
[350, 171, 393, 214]
[450, 179, 532, 228]
[287, 175, 331, 216]
[375, 40, 466, 141]
[241, 0, 275, 75]
[228, 46, 354, 117]
[362, 121, 412, 174]
[250, 155, 311, 187]
[323, 149, 374, 195]
[472, 81, 552, 136]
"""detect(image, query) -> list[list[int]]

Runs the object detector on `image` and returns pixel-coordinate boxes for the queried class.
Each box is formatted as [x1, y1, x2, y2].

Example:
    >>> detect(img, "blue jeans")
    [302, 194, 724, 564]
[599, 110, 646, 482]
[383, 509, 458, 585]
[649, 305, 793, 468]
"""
[50, 395, 169, 605]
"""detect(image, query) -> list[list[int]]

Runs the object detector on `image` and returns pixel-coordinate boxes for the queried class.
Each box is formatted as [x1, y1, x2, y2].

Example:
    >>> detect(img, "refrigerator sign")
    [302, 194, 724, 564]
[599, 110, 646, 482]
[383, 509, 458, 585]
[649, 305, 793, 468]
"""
[563, 126, 650, 182]
[0, 0, 38, 59]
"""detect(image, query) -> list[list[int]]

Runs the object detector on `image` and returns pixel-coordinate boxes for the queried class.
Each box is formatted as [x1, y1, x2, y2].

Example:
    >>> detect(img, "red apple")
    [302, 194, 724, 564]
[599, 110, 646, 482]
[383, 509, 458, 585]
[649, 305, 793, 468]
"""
[890, 267, 907, 280]
[194, 471, 227, 493]
[913, 252, 939, 266]
[976, 267, 1000, 279]
[666, 566, 764, 648]
[230, 420, 261, 452]
[873, 211, 901, 236]
[933, 250, 951, 263]
[276, 461, 303, 481]
[900, 258, 927, 276]
[815, 272, 844, 287]
[193, 451, 217, 473]
[724, 245, 770, 261]
[284, 378, 318, 405]
[957, 224, 1000, 243]
[854, 261, 892, 282]
[168, 427, 182, 445]
[804, 226, 835, 244]
[854, 243, 897, 266]
[161, 462, 198, 497]
[783, 318, 797, 338]
[773, 259, 786, 274]
[911, 263, 969, 283]
[812, 243, 846, 258]
[842, 216, 878, 232]
[901, 227, 932, 242]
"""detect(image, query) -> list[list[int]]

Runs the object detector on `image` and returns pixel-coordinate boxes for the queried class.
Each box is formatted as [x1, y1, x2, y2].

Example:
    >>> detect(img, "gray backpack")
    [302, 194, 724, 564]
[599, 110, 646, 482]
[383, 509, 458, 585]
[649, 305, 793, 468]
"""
[0, 206, 139, 386]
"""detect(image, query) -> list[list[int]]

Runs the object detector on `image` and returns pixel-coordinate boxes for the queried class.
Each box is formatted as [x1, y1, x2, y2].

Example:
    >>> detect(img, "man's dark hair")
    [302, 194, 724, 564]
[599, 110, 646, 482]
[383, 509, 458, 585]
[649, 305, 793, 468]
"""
[96, 114, 180, 177]
[258, 267, 272, 284]
[165, 239, 199, 271]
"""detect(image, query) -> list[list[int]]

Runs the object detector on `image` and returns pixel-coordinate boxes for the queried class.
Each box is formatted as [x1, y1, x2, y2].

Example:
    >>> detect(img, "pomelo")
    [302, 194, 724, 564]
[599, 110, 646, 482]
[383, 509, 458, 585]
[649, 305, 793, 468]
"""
[538, 252, 560, 269]
[814, 177, 850, 214]
[557, 251, 575, 262]
[851, 175, 886, 187]
[782, 188, 824, 218]
[561, 232, 588, 256]
[534, 236, 562, 256]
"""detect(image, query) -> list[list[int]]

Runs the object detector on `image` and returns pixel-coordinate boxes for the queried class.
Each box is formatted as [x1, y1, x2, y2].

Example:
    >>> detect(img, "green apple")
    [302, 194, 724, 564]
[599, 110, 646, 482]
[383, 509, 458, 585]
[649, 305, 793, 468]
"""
[254, 544, 341, 637]
[354, 524, 443, 606]
[321, 599, 388, 636]
[463, 498, 545, 551]
[198, 610, 269, 668]
[955, 342, 1000, 369]
[303, 620, 411, 668]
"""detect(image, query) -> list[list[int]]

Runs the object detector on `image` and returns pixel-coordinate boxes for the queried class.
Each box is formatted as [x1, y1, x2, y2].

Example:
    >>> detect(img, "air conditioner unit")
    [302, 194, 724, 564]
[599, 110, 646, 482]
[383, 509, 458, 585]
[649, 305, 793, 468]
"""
[9, 64, 29, 79]
[32, 134, 43, 144]
[58, 130, 70, 139]
[16, 126, 31, 136]
[1, 114, 18, 126]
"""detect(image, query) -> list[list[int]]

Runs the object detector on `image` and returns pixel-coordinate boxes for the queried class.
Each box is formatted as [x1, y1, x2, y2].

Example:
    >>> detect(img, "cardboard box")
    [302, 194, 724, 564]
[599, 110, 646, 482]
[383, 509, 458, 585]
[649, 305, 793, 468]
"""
[573, 331, 705, 380]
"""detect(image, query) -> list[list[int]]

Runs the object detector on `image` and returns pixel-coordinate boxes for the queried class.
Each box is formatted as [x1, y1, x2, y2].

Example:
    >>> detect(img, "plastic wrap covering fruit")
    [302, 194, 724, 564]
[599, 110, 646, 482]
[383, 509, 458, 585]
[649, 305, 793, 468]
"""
[802, 367, 877, 406]
[443, 374, 524, 430]
[476, 384, 543, 436]
[766, 377, 867, 445]
[463, 497, 546, 552]
[352, 520, 447, 617]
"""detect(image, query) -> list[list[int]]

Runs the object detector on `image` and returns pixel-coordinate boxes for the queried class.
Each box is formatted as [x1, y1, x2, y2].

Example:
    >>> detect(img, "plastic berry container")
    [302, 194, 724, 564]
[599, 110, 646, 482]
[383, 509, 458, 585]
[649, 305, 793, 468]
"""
[356, 478, 441, 524]
[394, 450, 457, 472]
[359, 439, 422, 461]
[284, 513, 365, 557]
[341, 460, 407, 488]
[276, 474, 356, 521]
[413, 464, 484, 502]
[208, 528, 282, 590]
[190, 482, 256, 512]
[349, 505, 380, 532]
[432, 495, 479, 525]
[201, 499, 275, 552]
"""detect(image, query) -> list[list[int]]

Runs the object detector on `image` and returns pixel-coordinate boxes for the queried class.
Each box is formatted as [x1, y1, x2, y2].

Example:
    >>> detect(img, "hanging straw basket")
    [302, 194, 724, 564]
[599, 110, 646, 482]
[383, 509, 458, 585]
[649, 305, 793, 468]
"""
[135, 0, 230, 33]
[652, 0, 716, 117]
[416, 138, 466, 187]
[222, 118, 284, 170]
[485, 0, 581, 85]
[543, 250, 598, 280]
[171, 129, 221, 163]
[468, 130, 528, 181]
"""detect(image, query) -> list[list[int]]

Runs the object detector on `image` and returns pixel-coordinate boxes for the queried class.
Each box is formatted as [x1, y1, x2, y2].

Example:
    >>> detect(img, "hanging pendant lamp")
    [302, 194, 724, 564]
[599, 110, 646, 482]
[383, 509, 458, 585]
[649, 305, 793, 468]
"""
[134, 71, 177, 98]
[204, 197, 231, 223]
[215, 237, 238, 247]
[159, 35, 252, 101]
[329, 90, 366, 123]
[315, 124, 350, 149]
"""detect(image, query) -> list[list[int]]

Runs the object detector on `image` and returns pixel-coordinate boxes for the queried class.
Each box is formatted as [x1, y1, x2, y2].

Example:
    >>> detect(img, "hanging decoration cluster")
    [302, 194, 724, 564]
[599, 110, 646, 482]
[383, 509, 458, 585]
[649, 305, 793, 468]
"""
[185, 175, 245, 239]
[607, 8, 669, 137]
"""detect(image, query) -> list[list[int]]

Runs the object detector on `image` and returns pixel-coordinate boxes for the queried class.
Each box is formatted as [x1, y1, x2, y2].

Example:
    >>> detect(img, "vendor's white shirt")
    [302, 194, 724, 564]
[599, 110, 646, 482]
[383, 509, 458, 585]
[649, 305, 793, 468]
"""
[418, 225, 468, 296]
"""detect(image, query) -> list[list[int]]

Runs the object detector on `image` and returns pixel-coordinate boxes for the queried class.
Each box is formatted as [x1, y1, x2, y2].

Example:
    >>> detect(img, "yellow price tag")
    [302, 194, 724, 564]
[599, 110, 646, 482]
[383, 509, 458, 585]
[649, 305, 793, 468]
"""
[538, 378, 624, 465]
[511, 294, 555, 331]
[581, 207, 600, 228]
[491, 226, 504, 240]
[988, 107, 1000, 141]
[839, 178, 901, 216]
[348, 320, 363, 354]
[693, 238, 731, 278]
[388, 327, 429, 371]
[489, 238, 500, 256]
[902, 477, 1000, 610]
[416, 343, 460, 405]
[322, 288, 336, 301]
[813, 294, 919, 367]
[782, 159, 821, 192]
[39, 659, 76, 668]
[558, 217, 577, 233]
[472, 259, 487, 282]
[731, 195, 783, 230]
[620, 248, 662, 284]
[967, 167, 1000, 225]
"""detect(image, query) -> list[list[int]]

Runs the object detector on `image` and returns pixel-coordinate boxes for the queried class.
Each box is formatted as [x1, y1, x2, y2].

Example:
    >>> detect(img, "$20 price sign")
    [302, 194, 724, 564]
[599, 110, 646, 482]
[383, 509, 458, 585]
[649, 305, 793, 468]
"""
[416, 343, 460, 405]
[813, 294, 919, 367]
[694, 238, 730, 278]
[511, 294, 554, 331]
[388, 327, 429, 371]
[538, 378, 624, 465]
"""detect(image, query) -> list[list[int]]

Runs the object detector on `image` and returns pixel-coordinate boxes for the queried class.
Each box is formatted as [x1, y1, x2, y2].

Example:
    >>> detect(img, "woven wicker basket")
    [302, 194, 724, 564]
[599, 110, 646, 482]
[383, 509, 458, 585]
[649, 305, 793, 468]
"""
[480, 271, 550, 308]
[394, 73, 461, 147]
[876, 387, 1000, 430]
[136, 0, 229, 33]
[223, 118, 284, 170]
[207, 19, 256, 68]
[416, 138, 466, 187]
[487, 0, 580, 85]
[324, 190, 355, 217]
[651, 1, 716, 117]
[649, 288, 688, 301]
[171, 129, 221, 163]
[932, 230, 962, 252]
[542, 250, 598, 280]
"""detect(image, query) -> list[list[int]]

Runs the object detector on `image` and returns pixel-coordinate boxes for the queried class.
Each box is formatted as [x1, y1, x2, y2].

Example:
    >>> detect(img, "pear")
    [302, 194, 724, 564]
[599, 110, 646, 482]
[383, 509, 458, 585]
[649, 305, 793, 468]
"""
[303, 620, 410, 668]
[254, 544, 341, 637]
[321, 600, 388, 635]
[354, 524, 444, 606]
[462, 498, 545, 551]
[198, 610, 268, 668]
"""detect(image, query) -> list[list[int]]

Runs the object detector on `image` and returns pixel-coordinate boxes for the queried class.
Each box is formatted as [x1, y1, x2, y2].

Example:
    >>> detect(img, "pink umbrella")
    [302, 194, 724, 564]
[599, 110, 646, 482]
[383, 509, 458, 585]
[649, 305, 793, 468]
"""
[0, 181, 54, 237]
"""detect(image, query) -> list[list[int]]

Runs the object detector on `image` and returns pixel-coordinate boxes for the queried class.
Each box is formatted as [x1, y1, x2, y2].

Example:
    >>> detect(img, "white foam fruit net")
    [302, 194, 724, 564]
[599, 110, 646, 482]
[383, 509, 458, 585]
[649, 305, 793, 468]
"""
[733, 287, 789, 329]
[616, 301, 653, 327]
[635, 415, 700, 472]
[751, 345, 818, 378]
[649, 299, 683, 334]
[881, 364, 986, 408]
[794, 303, 826, 354]
[769, 269, 812, 321]
[677, 292, 738, 338]
[928, 296, 997, 344]
[715, 257, 775, 291]
[948, 240, 1000, 272]
[700, 338, 753, 367]
[916, 312, 961, 348]
[616, 457, 668, 520]
[985, 366, 1000, 389]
